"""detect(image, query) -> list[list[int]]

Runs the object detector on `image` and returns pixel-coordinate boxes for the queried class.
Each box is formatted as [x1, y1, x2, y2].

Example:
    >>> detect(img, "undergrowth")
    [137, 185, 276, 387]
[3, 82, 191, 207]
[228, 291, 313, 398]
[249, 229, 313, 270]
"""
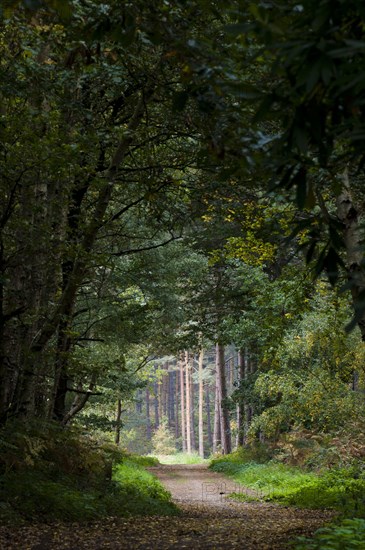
[153, 452, 208, 464]
[112, 459, 176, 516]
[0, 420, 176, 523]
[295, 518, 365, 549]
[210, 447, 365, 548]
[210, 450, 365, 516]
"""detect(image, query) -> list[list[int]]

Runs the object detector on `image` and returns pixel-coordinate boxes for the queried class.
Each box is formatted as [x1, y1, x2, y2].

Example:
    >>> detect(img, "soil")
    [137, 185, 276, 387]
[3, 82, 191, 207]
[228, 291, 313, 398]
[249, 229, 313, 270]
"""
[0, 464, 334, 549]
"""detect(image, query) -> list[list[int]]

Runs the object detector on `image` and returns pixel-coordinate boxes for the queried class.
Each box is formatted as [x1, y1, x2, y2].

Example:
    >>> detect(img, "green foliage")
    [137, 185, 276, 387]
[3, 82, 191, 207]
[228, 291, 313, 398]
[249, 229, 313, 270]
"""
[126, 454, 160, 467]
[235, 284, 365, 444]
[211, 443, 272, 468]
[285, 470, 365, 517]
[296, 519, 365, 550]
[151, 418, 176, 456]
[0, 422, 176, 522]
[210, 452, 365, 516]
[155, 452, 208, 465]
[112, 459, 178, 516]
[3, 471, 105, 522]
[211, 457, 315, 499]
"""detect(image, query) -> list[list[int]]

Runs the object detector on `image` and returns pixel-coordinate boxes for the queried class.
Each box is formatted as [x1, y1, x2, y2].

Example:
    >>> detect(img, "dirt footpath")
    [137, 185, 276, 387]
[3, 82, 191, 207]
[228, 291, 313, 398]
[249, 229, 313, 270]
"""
[145, 463, 334, 549]
[0, 464, 334, 549]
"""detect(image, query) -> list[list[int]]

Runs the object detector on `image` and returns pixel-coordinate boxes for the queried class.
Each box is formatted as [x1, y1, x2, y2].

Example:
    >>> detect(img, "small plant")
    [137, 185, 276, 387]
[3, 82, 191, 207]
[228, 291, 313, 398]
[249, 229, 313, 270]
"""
[229, 492, 261, 503]
[295, 518, 365, 549]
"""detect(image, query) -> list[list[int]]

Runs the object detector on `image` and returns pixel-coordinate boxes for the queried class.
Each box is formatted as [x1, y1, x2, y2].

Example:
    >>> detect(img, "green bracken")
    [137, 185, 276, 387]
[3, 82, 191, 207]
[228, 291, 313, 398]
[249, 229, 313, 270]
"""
[0, 423, 177, 523]
[210, 450, 365, 548]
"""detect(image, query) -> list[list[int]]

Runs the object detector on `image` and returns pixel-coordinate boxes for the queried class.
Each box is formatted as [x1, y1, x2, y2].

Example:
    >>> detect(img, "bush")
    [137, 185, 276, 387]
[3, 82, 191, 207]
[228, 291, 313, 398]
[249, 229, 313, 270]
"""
[126, 454, 160, 467]
[285, 469, 365, 516]
[0, 421, 176, 522]
[151, 418, 176, 455]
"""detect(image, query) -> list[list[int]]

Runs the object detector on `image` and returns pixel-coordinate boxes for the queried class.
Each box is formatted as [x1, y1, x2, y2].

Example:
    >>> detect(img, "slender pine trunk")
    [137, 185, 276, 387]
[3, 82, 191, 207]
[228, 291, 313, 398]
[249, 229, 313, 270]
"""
[236, 348, 246, 447]
[115, 398, 122, 445]
[185, 351, 192, 454]
[146, 386, 151, 440]
[198, 348, 204, 458]
[206, 383, 213, 449]
[179, 355, 186, 452]
[216, 343, 231, 454]
[213, 373, 221, 453]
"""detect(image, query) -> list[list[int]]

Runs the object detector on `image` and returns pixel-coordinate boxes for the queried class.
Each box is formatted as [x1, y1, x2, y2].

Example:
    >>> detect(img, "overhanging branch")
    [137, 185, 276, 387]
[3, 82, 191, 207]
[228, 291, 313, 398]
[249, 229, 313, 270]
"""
[112, 233, 181, 257]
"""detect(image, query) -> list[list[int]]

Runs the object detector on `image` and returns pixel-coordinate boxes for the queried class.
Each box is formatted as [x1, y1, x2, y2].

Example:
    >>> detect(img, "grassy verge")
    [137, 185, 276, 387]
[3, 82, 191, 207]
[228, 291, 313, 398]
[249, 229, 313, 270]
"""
[152, 452, 208, 465]
[210, 451, 365, 515]
[210, 450, 365, 548]
[112, 457, 178, 516]
[0, 422, 177, 523]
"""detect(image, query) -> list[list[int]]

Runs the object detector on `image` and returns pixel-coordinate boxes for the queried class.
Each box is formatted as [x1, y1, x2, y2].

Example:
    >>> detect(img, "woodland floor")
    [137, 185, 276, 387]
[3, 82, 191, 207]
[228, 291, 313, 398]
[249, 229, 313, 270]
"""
[0, 464, 334, 549]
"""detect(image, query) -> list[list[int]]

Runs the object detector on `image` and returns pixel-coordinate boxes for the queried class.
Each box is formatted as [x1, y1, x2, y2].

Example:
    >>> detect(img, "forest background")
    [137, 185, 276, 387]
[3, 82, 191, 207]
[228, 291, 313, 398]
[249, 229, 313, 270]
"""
[1, 0, 365, 543]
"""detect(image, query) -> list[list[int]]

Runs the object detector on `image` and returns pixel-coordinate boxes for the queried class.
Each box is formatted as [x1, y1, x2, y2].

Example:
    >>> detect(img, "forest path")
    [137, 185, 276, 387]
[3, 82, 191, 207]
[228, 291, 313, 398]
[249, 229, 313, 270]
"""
[0, 464, 334, 549]
[143, 463, 333, 549]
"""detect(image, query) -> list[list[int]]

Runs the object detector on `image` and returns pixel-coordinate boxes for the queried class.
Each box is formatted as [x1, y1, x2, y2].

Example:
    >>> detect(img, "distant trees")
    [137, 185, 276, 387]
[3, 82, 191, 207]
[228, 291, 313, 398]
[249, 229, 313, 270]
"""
[1, 1, 364, 461]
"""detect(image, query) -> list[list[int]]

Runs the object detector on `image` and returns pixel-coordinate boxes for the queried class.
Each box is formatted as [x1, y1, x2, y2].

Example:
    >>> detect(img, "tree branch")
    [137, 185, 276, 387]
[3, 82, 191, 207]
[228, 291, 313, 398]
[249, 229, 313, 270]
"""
[66, 386, 102, 396]
[112, 234, 181, 257]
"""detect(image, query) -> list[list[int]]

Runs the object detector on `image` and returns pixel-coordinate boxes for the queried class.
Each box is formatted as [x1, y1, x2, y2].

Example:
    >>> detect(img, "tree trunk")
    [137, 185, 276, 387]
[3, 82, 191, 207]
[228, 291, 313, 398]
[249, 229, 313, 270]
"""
[158, 373, 163, 421]
[229, 355, 234, 389]
[216, 343, 231, 454]
[62, 373, 97, 426]
[198, 348, 204, 458]
[213, 373, 221, 454]
[154, 373, 159, 429]
[146, 386, 152, 440]
[185, 351, 192, 454]
[179, 355, 186, 452]
[206, 383, 213, 450]
[236, 348, 246, 447]
[136, 389, 142, 413]
[175, 367, 180, 440]
[190, 359, 196, 451]
[336, 167, 365, 339]
[115, 398, 122, 445]
[13, 84, 156, 420]
[244, 351, 253, 437]
[168, 369, 175, 430]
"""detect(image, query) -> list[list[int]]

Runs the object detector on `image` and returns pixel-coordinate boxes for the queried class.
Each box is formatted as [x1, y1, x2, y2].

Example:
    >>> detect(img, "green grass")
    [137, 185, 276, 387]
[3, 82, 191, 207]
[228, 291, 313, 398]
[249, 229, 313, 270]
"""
[0, 455, 177, 522]
[152, 452, 208, 464]
[210, 453, 365, 516]
[211, 450, 365, 549]
[212, 459, 315, 499]
[112, 458, 178, 516]
[125, 454, 160, 467]
[0, 422, 177, 523]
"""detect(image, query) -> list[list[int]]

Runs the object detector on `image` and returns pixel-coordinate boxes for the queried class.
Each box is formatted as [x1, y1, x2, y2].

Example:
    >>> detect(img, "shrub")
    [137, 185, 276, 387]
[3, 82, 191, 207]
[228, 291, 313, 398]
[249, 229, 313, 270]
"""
[151, 418, 176, 455]
[0, 421, 176, 522]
